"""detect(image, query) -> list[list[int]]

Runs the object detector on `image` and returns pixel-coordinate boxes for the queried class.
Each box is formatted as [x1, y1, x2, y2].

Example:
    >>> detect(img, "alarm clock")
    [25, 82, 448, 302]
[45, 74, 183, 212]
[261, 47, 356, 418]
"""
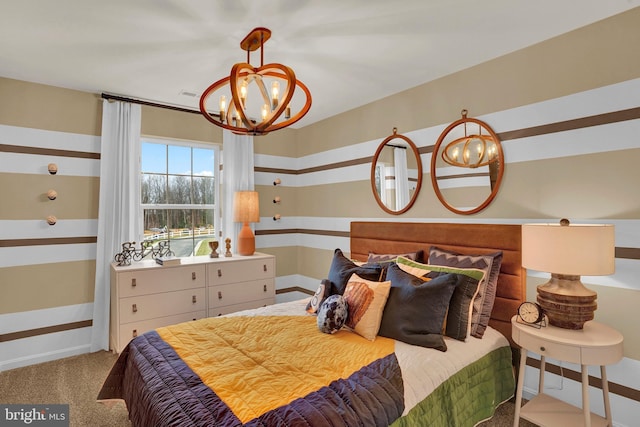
[517, 301, 545, 327]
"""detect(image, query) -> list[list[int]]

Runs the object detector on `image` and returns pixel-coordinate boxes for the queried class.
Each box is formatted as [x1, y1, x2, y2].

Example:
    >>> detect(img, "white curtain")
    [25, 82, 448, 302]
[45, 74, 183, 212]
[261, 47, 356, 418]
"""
[91, 100, 141, 352]
[394, 147, 409, 209]
[221, 130, 255, 252]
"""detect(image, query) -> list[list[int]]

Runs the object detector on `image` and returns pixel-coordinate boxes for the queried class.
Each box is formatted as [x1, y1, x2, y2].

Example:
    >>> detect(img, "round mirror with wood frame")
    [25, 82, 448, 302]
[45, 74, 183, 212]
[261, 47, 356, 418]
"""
[431, 110, 504, 215]
[371, 128, 423, 215]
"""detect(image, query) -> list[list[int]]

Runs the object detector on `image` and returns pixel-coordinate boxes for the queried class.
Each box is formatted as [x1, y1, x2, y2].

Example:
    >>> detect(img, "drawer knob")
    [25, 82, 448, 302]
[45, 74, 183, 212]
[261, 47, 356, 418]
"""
[218, 291, 223, 300]
[217, 269, 222, 277]
[132, 303, 138, 313]
[263, 264, 267, 272]
[263, 284, 267, 292]
[132, 329, 138, 338]
[192, 295, 197, 304]
[192, 272, 197, 280]
[540, 346, 546, 352]
[131, 278, 137, 287]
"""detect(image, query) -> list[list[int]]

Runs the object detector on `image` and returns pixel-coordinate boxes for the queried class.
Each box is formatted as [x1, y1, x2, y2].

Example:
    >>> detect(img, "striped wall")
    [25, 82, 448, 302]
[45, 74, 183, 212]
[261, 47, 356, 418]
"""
[0, 81, 102, 371]
[252, 9, 640, 427]
[1, 6, 639, 426]
[0, 79, 221, 371]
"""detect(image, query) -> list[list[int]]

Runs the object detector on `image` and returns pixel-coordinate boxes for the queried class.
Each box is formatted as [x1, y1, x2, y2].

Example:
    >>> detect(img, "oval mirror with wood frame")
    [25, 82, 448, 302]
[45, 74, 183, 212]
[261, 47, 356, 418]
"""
[431, 110, 504, 215]
[371, 128, 423, 215]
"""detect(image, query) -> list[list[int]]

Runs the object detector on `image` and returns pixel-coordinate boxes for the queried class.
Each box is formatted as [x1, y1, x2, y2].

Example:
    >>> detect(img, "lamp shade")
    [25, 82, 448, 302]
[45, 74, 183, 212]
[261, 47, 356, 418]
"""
[522, 223, 615, 276]
[233, 191, 260, 223]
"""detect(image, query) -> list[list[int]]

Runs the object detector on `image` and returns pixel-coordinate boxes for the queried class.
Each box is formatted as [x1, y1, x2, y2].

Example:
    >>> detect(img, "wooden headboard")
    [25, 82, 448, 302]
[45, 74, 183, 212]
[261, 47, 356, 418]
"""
[350, 221, 525, 346]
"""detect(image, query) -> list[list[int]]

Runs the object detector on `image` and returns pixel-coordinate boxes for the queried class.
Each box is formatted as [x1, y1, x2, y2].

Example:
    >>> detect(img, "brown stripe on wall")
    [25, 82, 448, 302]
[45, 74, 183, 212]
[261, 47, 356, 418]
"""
[616, 247, 640, 260]
[0, 144, 100, 159]
[526, 356, 640, 402]
[257, 108, 638, 177]
[276, 286, 315, 296]
[498, 106, 640, 141]
[0, 320, 93, 343]
[0, 236, 97, 248]
[256, 229, 350, 238]
[436, 171, 490, 180]
[257, 229, 639, 260]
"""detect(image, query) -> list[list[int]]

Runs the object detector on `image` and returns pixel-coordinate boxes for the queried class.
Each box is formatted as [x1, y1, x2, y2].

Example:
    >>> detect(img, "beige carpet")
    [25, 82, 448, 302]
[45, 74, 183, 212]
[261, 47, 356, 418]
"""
[0, 351, 535, 426]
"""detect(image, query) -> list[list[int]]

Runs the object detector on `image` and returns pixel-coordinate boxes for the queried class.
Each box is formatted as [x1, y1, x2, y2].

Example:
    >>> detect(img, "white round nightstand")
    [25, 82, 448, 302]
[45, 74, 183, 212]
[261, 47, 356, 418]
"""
[512, 316, 623, 427]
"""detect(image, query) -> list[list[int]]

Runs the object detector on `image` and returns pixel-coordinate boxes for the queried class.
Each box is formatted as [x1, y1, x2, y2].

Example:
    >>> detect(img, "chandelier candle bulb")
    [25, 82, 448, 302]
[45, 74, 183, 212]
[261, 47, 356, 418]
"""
[285, 104, 291, 119]
[271, 81, 279, 109]
[219, 95, 226, 122]
[240, 82, 248, 108]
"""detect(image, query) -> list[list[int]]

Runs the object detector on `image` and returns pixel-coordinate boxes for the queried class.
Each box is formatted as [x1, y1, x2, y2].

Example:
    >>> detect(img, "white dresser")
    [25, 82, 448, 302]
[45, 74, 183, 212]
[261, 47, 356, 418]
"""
[110, 253, 276, 353]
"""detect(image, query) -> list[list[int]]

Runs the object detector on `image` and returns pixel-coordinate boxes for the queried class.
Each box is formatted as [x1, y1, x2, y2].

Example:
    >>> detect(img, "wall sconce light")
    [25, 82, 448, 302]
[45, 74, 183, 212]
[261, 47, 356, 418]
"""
[273, 196, 281, 204]
[522, 219, 615, 329]
[273, 178, 281, 186]
[273, 214, 281, 221]
[47, 190, 58, 200]
[233, 191, 260, 256]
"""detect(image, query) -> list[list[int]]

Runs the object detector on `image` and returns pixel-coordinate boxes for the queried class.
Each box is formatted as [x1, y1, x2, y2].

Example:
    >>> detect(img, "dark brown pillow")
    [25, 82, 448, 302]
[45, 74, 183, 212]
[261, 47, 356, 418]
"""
[379, 264, 459, 351]
[327, 249, 384, 295]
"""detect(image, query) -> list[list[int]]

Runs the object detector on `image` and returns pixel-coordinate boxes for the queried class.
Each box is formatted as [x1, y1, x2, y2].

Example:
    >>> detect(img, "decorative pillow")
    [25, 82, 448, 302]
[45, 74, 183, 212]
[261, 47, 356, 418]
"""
[379, 264, 458, 351]
[396, 256, 484, 340]
[425, 270, 480, 341]
[317, 295, 348, 334]
[327, 248, 384, 295]
[367, 250, 424, 264]
[342, 274, 391, 341]
[428, 247, 503, 338]
[305, 279, 332, 314]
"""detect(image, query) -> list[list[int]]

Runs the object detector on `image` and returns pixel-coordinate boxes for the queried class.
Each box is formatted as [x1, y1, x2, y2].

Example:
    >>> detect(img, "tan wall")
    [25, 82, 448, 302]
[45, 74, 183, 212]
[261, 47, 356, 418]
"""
[255, 7, 640, 364]
[298, 7, 640, 156]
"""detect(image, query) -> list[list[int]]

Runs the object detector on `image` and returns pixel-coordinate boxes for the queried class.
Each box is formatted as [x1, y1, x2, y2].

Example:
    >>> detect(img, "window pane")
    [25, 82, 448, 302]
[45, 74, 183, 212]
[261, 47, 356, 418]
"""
[168, 145, 191, 175]
[168, 175, 192, 204]
[141, 143, 166, 173]
[141, 173, 167, 204]
[193, 176, 215, 204]
[193, 147, 215, 177]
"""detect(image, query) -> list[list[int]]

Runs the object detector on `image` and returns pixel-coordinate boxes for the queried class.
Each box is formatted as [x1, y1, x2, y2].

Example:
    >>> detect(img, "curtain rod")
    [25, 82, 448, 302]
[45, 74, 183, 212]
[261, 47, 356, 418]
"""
[101, 93, 201, 115]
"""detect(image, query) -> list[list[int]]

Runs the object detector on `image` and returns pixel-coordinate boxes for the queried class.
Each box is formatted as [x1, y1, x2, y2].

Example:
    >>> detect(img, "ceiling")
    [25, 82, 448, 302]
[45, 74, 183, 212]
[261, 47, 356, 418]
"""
[1, 1, 638, 128]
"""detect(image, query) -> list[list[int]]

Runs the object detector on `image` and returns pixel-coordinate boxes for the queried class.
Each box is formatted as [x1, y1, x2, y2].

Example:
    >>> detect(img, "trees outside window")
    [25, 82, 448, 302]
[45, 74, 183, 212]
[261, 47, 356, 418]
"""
[141, 138, 220, 258]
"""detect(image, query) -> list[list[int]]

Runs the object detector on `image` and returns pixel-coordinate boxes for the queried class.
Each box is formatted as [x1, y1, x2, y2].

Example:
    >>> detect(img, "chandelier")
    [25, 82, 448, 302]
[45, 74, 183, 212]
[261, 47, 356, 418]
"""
[441, 110, 499, 168]
[199, 27, 312, 136]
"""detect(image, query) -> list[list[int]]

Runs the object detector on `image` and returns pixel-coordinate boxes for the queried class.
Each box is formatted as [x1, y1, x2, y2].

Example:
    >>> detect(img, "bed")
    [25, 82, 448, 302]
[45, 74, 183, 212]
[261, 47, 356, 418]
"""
[98, 221, 525, 426]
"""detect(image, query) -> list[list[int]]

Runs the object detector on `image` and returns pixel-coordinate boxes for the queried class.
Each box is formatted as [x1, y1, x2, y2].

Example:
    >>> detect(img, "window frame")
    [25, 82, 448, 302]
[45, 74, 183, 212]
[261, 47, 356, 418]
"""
[139, 136, 221, 257]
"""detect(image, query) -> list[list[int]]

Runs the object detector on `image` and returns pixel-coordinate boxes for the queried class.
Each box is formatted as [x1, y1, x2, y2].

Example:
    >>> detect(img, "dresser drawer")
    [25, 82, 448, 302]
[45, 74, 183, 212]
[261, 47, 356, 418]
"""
[208, 258, 275, 285]
[119, 288, 206, 323]
[208, 298, 275, 317]
[117, 310, 206, 352]
[117, 265, 206, 297]
[208, 278, 275, 308]
[518, 331, 581, 363]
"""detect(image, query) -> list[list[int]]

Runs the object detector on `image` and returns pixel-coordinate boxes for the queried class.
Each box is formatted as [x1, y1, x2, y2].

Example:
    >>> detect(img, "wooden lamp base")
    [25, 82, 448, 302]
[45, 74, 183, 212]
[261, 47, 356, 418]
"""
[536, 274, 597, 330]
[237, 222, 255, 256]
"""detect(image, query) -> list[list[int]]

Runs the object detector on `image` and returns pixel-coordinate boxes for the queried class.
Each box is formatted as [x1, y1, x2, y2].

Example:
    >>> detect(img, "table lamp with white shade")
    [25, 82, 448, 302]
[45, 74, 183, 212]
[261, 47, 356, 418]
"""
[521, 219, 615, 329]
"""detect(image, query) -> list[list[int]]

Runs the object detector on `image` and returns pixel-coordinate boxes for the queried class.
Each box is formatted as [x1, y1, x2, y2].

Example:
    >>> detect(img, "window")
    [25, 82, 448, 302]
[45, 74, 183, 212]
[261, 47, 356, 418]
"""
[140, 137, 220, 258]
